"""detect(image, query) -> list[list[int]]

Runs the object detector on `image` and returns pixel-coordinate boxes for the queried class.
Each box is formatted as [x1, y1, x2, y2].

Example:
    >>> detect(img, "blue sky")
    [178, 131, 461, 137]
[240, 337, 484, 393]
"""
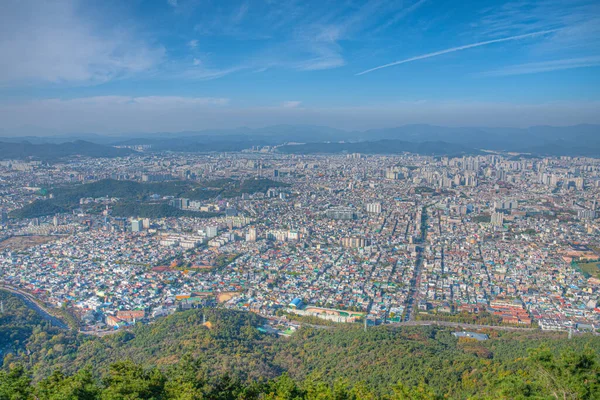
[0, 0, 599, 134]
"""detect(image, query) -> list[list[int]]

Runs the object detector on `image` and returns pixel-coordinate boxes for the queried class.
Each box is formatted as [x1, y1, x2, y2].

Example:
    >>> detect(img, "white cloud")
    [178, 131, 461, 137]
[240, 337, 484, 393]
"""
[40, 95, 229, 107]
[0, 0, 164, 85]
[232, 2, 249, 24]
[188, 40, 199, 49]
[480, 56, 600, 76]
[282, 101, 301, 108]
[475, 0, 600, 56]
[181, 65, 246, 80]
[167, 0, 178, 8]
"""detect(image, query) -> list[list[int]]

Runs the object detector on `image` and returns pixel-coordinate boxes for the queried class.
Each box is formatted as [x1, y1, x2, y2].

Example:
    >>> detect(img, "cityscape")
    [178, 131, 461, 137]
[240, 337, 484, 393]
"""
[1, 0, 599, 397]
[1, 150, 598, 334]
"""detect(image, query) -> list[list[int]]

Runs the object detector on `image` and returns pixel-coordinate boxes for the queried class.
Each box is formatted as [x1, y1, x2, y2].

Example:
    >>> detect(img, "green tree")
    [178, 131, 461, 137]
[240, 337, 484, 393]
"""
[101, 360, 166, 400]
[391, 382, 439, 400]
[0, 365, 32, 400]
[164, 356, 206, 400]
[527, 348, 600, 400]
[266, 373, 305, 400]
[36, 368, 99, 400]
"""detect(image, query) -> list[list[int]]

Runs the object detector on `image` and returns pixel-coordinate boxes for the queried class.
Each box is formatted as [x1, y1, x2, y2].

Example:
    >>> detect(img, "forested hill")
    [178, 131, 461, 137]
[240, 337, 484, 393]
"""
[0, 291, 599, 399]
[0, 290, 48, 360]
[10, 177, 288, 219]
[0, 140, 135, 160]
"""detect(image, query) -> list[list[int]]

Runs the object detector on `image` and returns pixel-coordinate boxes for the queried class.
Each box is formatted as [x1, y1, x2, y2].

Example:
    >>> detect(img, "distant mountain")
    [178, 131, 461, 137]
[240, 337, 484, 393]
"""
[111, 125, 348, 148]
[361, 124, 600, 152]
[0, 140, 136, 160]
[2, 124, 599, 157]
[115, 138, 275, 152]
[278, 139, 480, 156]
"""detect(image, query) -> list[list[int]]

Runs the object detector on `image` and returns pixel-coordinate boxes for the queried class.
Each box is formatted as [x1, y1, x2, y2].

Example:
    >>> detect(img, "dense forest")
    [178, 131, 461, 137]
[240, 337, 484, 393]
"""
[9, 200, 66, 219]
[0, 291, 50, 358]
[1, 291, 599, 399]
[11, 178, 288, 219]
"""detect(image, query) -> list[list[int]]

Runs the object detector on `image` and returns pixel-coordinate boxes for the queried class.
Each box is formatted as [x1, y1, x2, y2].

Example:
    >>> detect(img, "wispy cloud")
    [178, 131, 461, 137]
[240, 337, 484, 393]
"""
[474, 0, 600, 54]
[232, 2, 249, 24]
[167, 0, 178, 8]
[127, 96, 228, 106]
[293, 40, 345, 71]
[38, 96, 229, 107]
[356, 29, 560, 76]
[188, 39, 198, 49]
[373, 0, 428, 34]
[282, 101, 301, 108]
[193, 0, 429, 74]
[180, 65, 247, 80]
[480, 56, 600, 76]
[0, 0, 164, 85]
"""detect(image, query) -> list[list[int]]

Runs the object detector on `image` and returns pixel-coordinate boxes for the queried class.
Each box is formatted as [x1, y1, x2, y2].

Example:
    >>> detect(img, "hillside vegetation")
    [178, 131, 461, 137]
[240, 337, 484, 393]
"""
[0, 140, 134, 160]
[11, 178, 287, 219]
[0, 290, 598, 399]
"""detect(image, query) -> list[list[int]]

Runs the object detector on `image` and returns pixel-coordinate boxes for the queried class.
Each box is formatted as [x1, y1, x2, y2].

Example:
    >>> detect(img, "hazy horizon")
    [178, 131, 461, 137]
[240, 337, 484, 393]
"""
[2, 120, 600, 139]
[1, 0, 599, 135]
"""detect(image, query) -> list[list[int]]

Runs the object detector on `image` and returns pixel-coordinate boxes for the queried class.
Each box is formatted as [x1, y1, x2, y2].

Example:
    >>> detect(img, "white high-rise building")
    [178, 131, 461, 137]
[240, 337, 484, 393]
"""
[206, 226, 218, 238]
[366, 202, 382, 214]
[131, 219, 142, 232]
[246, 227, 257, 242]
[491, 212, 504, 227]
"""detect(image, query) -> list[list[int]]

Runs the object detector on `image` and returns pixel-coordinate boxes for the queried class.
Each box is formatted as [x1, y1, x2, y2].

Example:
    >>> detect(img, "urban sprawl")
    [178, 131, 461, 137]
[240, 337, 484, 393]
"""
[1, 151, 599, 334]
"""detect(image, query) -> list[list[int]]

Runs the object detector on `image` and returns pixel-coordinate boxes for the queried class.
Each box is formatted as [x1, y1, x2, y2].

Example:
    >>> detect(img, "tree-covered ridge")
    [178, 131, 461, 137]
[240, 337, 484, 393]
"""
[1, 347, 598, 399]
[17, 309, 278, 383]
[9, 201, 66, 219]
[0, 291, 46, 360]
[0, 140, 135, 161]
[49, 178, 286, 205]
[11, 178, 288, 218]
[1, 290, 599, 399]
[110, 203, 220, 219]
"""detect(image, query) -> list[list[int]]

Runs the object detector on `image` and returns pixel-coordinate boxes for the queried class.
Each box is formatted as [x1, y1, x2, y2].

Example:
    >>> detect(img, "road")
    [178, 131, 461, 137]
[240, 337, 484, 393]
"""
[0, 285, 70, 330]
[0, 284, 542, 335]
[403, 205, 428, 322]
[263, 312, 539, 332]
[403, 246, 423, 321]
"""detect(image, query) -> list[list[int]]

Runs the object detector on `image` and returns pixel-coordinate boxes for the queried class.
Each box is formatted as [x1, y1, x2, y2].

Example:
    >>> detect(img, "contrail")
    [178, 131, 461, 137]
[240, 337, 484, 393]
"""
[356, 29, 560, 76]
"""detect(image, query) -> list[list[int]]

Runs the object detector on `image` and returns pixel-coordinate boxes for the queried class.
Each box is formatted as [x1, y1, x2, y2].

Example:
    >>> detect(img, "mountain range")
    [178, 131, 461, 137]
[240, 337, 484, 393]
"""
[1, 124, 599, 158]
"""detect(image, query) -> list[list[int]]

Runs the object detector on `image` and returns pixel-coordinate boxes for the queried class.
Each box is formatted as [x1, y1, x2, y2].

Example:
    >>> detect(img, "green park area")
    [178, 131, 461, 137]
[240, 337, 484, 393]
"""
[576, 260, 600, 279]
